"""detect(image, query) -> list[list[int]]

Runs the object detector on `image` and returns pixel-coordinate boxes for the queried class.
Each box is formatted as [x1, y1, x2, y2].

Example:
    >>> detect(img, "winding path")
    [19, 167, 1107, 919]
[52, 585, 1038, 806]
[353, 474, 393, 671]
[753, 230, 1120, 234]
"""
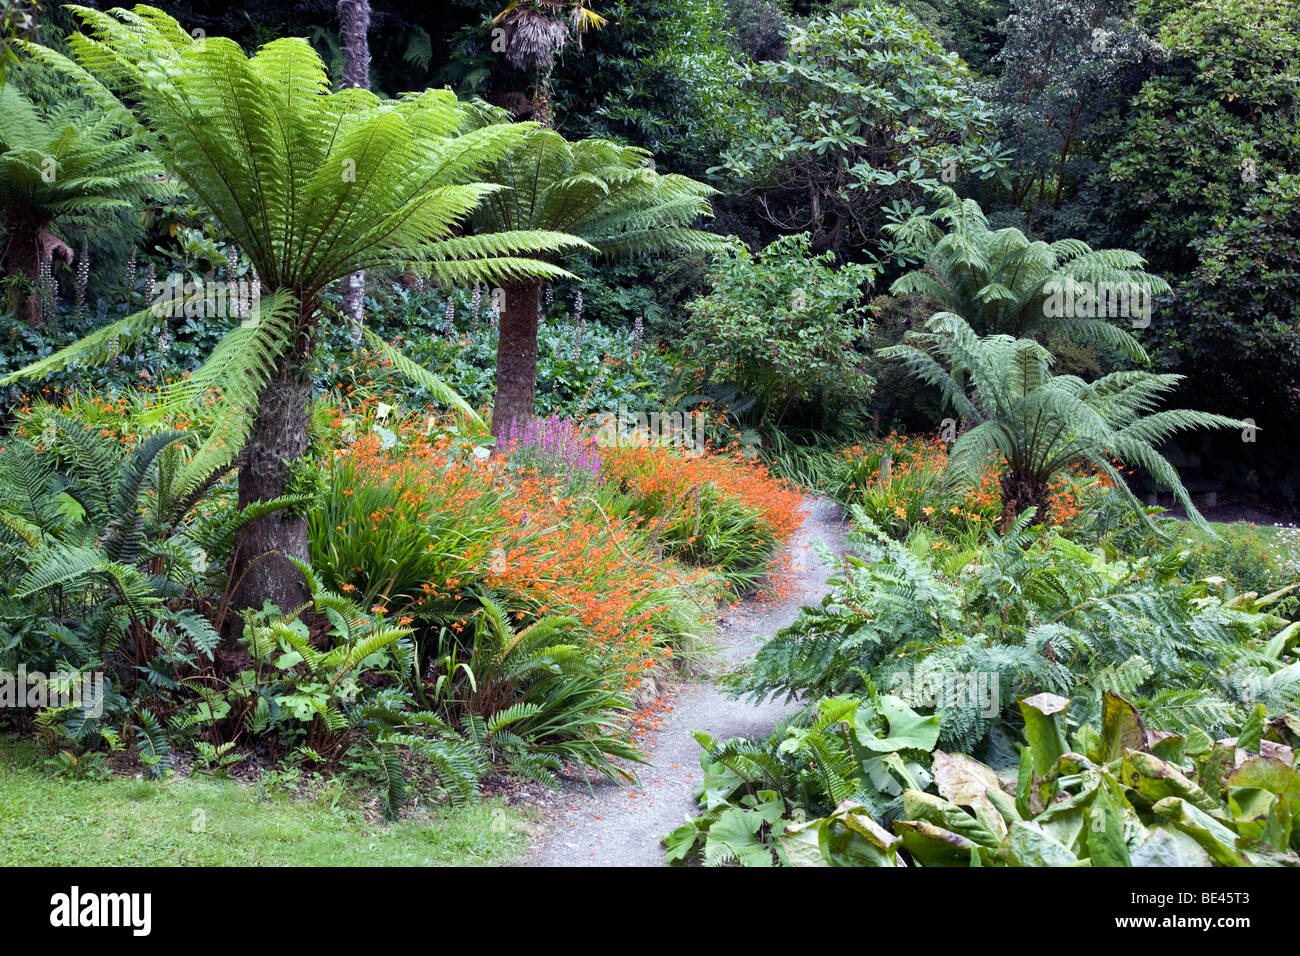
[521, 497, 849, 867]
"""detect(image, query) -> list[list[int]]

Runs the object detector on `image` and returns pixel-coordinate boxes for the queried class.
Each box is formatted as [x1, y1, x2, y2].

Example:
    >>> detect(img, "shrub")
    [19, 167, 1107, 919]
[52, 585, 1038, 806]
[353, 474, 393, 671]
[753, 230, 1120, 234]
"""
[731, 508, 1300, 757]
[715, 5, 1010, 259]
[828, 431, 1001, 540]
[686, 233, 875, 430]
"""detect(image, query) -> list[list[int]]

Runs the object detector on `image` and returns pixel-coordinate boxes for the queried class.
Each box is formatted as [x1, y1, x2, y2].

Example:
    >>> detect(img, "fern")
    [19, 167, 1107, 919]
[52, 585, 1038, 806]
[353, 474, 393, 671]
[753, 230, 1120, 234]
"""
[12, 5, 593, 584]
[0, 81, 180, 324]
[888, 187, 1163, 363]
[878, 311, 1246, 531]
[361, 327, 481, 423]
[133, 709, 172, 777]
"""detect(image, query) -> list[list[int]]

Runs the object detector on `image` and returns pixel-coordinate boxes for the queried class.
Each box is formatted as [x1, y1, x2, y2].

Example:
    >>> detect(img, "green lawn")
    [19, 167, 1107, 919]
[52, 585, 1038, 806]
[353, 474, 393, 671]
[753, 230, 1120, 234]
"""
[0, 737, 534, 866]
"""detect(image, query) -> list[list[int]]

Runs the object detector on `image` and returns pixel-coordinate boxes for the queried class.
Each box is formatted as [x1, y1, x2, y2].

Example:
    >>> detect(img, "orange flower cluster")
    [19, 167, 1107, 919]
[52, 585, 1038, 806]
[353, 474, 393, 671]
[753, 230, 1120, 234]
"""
[841, 431, 1128, 535]
[325, 408, 772, 691]
[838, 432, 1002, 534]
[601, 444, 805, 546]
[483, 471, 694, 688]
[1046, 459, 1123, 526]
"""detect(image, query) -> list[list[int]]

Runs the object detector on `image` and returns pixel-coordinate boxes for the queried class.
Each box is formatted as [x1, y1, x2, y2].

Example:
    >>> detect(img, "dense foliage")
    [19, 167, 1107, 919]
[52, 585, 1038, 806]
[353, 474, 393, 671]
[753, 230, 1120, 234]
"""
[0, 0, 1296, 873]
[715, 4, 1011, 261]
[686, 234, 876, 429]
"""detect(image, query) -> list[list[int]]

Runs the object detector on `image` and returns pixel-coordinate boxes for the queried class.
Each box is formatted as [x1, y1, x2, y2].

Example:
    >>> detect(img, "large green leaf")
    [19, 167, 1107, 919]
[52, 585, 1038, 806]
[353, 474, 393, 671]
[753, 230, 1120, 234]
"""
[1151, 797, 1249, 867]
[1019, 692, 1070, 776]
[1100, 691, 1148, 762]
[997, 821, 1080, 867]
[1122, 750, 1223, 816]
[857, 694, 941, 753]
[901, 789, 1001, 847]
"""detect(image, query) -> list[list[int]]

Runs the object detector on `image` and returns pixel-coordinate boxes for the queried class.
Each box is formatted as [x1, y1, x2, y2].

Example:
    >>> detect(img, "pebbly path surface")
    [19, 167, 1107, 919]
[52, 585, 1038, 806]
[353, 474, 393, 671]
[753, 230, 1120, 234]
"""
[521, 497, 849, 867]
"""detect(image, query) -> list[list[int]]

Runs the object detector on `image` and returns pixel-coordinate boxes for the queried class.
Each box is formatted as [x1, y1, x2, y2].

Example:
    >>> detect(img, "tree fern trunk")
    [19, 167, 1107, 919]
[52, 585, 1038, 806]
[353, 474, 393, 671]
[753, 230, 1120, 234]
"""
[337, 0, 370, 336]
[230, 359, 313, 616]
[490, 276, 542, 443]
[1000, 471, 1050, 531]
[3, 215, 43, 326]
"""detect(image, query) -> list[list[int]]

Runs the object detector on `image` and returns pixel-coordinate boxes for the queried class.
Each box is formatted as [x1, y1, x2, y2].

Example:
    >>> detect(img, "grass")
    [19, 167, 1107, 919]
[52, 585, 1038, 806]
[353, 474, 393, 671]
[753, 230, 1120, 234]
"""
[0, 736, 535, 866]
[1208, 520, 1282, 539]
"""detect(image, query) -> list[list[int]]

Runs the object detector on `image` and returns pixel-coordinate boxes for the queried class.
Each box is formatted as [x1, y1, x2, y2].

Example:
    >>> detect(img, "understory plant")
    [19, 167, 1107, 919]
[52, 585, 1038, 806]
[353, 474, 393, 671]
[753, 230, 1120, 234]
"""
[598, 443, 806, 592]
[667, 691, 1300, 867]
[732, 508, 1300, 759]
[686, 233, 876, 429]
[0, 414, 302, 770]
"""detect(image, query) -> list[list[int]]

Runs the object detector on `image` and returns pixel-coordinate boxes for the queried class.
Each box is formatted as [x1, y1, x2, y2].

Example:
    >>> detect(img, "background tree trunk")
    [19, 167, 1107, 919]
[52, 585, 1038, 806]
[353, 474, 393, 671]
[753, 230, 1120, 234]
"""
[3, 215, 44, 326]
[490, 276, 542, 442]
[337, 0, 370, 338]
[230, 333, 315, 616]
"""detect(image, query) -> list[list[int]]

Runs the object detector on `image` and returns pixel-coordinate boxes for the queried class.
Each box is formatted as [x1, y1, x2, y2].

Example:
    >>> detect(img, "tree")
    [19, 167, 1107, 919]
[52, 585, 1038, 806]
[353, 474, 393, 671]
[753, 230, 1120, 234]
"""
[491, 0, 605, 126]
[0, 81, 176, 324]
[879, 312, 1244, 530]
[551, 0, 746, 181]
[1173, 174, 1300, 420]
[336, 0, 371, 339]
[1089, 0, 1300, 275]
[472, 123, 726, 439]
[889, 190, 1162, 366]
[10, 5, 584, 613]
[1162, 173, 1300, 502]
[715, 5, 1010, 260]
[1083, 0, 1300, 492]
[987, 0, 1163, 223]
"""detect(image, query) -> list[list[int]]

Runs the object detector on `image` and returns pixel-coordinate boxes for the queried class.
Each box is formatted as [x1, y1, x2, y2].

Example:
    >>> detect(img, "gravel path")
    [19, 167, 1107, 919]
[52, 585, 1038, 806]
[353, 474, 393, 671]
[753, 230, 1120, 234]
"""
[521, 497, 849, 867]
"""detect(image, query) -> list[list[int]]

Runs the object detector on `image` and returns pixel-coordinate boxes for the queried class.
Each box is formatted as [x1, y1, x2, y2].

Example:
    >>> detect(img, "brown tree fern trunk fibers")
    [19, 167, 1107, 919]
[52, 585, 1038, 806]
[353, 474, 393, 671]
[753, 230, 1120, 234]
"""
[490, 276, 542, 446]
[229, 321, 317, 619]
[1000, 470, 1051, 532]
[3, 216, 44, 326]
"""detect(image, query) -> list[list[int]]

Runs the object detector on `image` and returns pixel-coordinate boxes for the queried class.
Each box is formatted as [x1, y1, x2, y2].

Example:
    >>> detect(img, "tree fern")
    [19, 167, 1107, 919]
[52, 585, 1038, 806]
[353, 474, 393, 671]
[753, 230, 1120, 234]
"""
[878, 311, 1245, 530]
[463, 115, 730, 437]
[15, 5, 590, 611]
[888, 187, 1164, 363]
[0, 80, 179, 324]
